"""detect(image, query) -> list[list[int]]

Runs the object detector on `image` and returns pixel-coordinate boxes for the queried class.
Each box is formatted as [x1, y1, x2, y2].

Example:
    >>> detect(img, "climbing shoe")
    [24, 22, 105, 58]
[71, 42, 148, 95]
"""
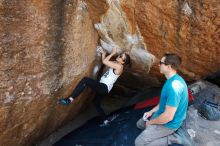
[58, 98, 71, 105]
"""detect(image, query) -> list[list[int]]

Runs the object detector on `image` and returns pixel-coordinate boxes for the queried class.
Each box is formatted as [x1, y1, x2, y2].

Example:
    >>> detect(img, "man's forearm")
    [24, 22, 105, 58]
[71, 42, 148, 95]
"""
[150, 104, 159, 114]
[148, 112, 171, 125]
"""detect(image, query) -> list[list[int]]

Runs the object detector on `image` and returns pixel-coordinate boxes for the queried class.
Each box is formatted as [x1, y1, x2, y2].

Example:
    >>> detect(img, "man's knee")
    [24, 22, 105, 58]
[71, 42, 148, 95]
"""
[135, 136, 141, 146]
[135, 136, 146, 146]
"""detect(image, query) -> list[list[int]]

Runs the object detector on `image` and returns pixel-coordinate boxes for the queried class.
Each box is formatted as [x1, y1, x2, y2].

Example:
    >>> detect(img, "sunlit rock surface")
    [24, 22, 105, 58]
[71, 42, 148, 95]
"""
[0, 0, 98, 146]
[0, 0, 219, 146]
[133, 0, 220, 80]
[94, 1, 157, 89]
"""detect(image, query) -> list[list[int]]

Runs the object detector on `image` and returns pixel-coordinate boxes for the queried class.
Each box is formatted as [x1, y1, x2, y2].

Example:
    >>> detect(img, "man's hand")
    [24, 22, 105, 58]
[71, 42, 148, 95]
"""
[142, 111, 153, 121]
[145, 105, 177, 126]
[146, 120, 152, 127]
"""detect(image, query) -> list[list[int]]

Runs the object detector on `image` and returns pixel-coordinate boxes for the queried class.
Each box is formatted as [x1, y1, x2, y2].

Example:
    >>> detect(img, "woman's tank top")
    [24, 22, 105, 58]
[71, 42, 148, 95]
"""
[99, 68, 120, 92]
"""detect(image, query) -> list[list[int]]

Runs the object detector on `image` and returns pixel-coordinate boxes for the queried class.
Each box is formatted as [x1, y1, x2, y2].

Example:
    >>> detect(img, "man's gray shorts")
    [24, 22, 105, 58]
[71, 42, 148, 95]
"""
[135, 118, 175, 146]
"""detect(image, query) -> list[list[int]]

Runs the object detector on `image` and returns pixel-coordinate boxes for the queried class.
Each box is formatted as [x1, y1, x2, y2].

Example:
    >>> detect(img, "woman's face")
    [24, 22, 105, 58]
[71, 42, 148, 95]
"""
[116, 53, 126, 64]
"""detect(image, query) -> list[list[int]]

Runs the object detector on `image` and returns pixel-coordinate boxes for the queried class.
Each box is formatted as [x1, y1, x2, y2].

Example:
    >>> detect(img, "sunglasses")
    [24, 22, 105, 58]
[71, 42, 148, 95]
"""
[159, 61, 169, 65]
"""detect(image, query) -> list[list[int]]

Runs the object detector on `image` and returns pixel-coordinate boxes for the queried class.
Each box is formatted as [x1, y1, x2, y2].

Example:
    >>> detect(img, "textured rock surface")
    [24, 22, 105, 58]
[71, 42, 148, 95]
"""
[133, 0, 220, 81]
[95, 0, 220, 88]
[94, 0, 157, 89]
[0, 0, 219, 146]
[0, 0, 98, 146]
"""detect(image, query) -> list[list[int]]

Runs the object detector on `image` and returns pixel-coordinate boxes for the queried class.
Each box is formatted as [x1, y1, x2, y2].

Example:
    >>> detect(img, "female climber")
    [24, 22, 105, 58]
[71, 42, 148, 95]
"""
[58, 47, 130, 119]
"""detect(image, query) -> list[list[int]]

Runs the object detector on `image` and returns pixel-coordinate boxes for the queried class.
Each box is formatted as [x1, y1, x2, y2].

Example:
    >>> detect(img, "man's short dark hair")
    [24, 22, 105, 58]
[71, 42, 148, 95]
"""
[164, 53, 182, 70]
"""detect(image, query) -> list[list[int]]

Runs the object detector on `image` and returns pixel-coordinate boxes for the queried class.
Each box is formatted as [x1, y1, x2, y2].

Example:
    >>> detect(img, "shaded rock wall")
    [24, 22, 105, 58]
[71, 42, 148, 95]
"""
[0, 0, 100, 146]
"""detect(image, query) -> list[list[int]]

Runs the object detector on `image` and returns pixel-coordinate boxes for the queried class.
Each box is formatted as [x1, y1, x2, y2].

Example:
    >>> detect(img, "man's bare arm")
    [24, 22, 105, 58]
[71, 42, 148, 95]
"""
[146, 105, 177, 126]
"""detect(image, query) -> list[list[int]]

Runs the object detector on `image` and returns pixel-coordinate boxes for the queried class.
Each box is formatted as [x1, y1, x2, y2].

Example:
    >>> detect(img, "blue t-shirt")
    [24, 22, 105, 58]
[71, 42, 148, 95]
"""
[152, 74, 188, 130]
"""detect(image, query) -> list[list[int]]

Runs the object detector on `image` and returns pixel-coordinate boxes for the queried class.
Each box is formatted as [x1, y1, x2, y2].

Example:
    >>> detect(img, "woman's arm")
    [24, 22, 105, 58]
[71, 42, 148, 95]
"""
[100, 48, 123, 72]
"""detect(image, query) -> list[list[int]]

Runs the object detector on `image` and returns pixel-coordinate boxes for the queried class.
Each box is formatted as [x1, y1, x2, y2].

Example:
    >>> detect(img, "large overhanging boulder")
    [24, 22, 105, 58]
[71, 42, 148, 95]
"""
[0, 0, 219, 146]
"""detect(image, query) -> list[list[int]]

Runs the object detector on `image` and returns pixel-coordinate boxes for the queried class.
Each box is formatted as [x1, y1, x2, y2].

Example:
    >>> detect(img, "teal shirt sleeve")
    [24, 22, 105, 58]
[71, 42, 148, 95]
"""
[166, 81, 182, 107]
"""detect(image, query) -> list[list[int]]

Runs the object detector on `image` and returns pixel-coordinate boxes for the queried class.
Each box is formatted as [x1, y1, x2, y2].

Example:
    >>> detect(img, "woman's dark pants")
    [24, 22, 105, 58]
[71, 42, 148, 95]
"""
[70, 77, 108, 118]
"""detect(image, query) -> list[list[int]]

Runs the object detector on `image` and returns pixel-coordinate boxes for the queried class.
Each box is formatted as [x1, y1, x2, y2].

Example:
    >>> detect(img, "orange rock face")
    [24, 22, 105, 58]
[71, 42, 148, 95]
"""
[0, 0, 99, 145]
[133, 0, 220, 80]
